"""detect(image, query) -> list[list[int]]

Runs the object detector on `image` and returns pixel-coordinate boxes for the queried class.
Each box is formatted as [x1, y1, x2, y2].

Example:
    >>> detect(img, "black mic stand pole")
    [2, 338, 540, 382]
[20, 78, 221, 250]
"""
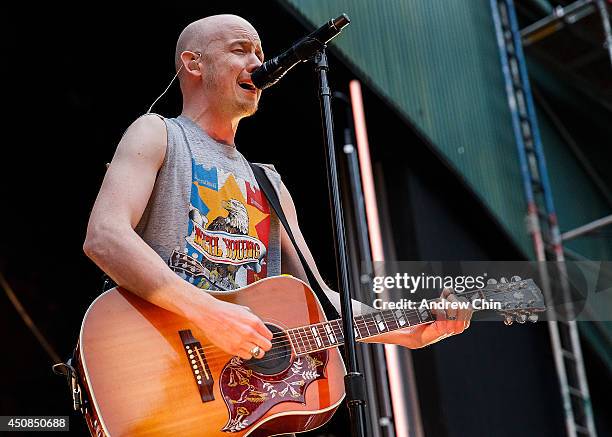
[313, 48, 367, 437]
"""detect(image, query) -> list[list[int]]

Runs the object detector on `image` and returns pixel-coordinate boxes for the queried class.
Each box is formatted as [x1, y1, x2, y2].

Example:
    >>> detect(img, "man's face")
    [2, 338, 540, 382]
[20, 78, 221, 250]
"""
[201, 23, 264, 119]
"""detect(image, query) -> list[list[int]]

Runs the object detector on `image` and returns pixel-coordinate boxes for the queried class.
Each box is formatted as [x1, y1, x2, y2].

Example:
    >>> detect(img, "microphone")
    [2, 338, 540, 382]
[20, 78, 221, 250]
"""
[251, 14, 350, 90]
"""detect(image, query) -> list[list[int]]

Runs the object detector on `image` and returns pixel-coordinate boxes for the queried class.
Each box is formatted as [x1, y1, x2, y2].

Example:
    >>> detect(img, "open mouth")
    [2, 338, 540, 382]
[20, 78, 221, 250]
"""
[238, 82, 257, 92]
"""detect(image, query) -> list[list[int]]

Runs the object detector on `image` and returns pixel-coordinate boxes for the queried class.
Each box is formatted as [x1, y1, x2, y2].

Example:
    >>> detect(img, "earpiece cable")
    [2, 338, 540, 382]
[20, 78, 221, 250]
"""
[147, 65, 183, 114]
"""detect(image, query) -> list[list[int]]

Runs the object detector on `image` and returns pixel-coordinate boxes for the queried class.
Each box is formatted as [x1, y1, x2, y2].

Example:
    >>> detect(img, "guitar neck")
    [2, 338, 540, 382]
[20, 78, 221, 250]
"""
[285, 277, 543, 355]
[286, 304, 436, 355]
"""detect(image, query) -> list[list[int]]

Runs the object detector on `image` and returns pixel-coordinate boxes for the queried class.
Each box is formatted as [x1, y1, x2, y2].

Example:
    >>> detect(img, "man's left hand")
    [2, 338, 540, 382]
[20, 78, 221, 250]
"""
[368, 288, 473, 349]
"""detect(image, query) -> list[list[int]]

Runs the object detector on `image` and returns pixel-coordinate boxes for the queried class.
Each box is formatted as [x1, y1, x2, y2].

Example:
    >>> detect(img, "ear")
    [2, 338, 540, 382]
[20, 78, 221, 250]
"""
[180, 51, 202, 78]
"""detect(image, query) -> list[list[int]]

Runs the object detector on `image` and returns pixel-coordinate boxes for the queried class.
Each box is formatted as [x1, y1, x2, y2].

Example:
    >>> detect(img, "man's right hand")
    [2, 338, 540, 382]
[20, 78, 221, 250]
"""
[191, 297, 273, 360]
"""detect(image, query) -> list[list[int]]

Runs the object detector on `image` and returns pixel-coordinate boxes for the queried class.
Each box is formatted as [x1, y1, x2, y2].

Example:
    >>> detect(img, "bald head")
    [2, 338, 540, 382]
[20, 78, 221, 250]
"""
[175, 14, 264, 123]
[175, 14, 260, 72]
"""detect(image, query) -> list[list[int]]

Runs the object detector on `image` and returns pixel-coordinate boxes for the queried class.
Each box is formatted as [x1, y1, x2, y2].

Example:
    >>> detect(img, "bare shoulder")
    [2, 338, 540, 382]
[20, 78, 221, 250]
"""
[114, 114, 167, 169]
[89, 115, 168, 228]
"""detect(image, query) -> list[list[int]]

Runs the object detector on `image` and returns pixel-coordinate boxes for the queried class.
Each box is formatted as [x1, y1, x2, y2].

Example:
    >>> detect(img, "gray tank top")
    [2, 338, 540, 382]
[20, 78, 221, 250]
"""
[135, 114, 282, 292]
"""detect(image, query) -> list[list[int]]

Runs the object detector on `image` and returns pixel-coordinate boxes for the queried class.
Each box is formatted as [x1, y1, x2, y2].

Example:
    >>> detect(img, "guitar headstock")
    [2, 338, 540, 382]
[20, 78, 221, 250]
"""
[462, 277, 546, 325]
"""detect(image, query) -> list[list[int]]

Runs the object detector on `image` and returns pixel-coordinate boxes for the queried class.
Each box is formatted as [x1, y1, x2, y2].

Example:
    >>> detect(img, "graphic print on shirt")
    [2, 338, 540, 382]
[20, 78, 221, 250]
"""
[169, 160, 271, 291]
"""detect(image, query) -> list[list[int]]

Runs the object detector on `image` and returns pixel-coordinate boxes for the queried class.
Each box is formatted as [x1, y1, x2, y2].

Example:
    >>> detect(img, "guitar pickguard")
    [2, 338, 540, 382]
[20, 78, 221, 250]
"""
[219, 351, 328, 433]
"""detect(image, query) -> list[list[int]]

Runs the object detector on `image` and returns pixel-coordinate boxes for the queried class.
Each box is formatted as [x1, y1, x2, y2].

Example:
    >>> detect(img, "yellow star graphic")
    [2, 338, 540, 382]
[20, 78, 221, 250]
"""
[194, 174, 269, 238]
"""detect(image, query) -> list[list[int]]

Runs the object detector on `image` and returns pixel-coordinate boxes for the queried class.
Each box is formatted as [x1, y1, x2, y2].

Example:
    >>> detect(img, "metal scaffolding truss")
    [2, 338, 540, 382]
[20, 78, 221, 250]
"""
[521, 0, 612, 68]
[519, 0, 612, 248]
[561, 214, 612, 241]
[491, 1, 611, 436]
[518, 0, 612, 109]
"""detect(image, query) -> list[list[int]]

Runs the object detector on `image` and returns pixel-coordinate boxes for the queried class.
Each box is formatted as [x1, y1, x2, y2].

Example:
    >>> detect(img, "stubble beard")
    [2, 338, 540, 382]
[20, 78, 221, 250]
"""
[238, 98, 259, 117]
[204, 63, 259, 119]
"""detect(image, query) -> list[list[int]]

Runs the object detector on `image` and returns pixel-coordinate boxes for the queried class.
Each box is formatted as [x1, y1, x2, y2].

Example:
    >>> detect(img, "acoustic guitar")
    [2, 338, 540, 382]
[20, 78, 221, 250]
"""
[76, 269, 544, 436]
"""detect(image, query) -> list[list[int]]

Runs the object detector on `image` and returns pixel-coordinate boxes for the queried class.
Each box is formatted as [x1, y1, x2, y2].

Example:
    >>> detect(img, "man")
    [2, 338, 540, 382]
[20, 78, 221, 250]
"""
[84, 14, 470, 364]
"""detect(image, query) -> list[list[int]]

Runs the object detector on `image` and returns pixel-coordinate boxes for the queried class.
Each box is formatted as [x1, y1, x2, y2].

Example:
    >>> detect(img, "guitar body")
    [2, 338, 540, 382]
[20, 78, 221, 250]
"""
[77, 276, 346, 436]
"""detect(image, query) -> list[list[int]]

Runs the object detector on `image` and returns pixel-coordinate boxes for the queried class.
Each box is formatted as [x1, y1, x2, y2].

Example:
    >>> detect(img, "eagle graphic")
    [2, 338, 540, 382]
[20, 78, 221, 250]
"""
[207, 199, 249, 234]
[202, 199, 249, 289]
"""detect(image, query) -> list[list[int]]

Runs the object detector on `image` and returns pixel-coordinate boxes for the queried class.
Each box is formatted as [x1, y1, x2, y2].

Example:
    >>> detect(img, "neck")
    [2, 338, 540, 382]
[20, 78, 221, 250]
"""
[287, 305, 438, 355]
[181, 101, 241, 147]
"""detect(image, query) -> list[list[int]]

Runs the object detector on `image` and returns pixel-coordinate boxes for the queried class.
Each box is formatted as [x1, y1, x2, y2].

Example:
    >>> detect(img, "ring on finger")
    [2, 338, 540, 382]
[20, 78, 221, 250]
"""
[250, 345, 262, 358]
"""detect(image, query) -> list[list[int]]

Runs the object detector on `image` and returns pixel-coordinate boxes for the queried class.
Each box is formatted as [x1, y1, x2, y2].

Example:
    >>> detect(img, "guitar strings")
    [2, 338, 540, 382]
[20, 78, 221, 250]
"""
[191, 315, 428, 367]
[181, 288, 517, 365]
[195, 310, 476, 366]
[195, 306, 428, 356]
[190, 293, 480, 363]
[187, 308, 442, 365]
[188, 318, 397, 365]
[193, 294, 453, 358]
[190, 311, 472, 366]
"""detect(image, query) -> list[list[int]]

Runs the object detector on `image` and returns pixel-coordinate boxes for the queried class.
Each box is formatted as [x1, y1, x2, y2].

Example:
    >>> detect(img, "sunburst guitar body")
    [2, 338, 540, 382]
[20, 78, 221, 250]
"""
[77, 276, 346, 437]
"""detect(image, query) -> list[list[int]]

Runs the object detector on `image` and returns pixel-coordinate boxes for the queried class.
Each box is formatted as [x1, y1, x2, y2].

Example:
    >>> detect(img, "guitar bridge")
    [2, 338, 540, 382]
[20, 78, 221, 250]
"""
[179, 330, 214, 402]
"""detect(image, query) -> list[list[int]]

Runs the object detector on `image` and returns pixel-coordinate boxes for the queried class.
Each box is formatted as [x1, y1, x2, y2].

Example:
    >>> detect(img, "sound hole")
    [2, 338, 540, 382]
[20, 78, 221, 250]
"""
[244, 324, 291, 375]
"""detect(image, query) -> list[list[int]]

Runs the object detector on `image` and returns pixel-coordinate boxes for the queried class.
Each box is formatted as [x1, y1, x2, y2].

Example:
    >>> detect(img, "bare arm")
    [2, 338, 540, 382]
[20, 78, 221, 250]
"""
[84, 115, 185, 312]
[278, 181, 472, 348]
[83, 115, 272, 359]
[278, 181, 372, 316]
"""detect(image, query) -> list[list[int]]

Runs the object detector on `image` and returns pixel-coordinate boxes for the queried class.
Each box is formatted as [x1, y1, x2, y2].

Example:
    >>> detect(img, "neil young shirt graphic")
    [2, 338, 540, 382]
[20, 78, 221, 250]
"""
[169, 160, 271, 291]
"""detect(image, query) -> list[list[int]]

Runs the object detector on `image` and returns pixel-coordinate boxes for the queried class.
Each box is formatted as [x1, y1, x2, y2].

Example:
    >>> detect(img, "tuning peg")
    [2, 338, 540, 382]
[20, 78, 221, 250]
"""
[500, 277, 508, 283]
[487, 279, 497, 285]
[511, 276, 521, 282]
[528, 313, 539, 323]
[516, 313, 527, 324]
[503, 314, 514, 326]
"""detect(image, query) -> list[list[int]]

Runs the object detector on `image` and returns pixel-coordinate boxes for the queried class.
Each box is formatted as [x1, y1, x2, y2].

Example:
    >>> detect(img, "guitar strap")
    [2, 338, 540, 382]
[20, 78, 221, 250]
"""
[249, 163, 339, 319]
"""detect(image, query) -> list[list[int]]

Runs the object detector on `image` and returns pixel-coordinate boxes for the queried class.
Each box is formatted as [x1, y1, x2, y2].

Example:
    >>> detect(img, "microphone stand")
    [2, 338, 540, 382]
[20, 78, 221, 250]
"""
[313, 48, 367, 437]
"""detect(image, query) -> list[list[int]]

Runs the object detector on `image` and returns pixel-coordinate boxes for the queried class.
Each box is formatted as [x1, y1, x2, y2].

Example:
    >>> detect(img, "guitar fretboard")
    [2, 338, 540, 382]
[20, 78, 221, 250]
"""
[286, 306, 435, 355]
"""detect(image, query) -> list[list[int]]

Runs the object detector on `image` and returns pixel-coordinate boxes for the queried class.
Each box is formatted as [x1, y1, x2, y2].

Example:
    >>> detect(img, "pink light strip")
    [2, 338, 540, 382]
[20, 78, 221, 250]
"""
[349, 80, 410, 437]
